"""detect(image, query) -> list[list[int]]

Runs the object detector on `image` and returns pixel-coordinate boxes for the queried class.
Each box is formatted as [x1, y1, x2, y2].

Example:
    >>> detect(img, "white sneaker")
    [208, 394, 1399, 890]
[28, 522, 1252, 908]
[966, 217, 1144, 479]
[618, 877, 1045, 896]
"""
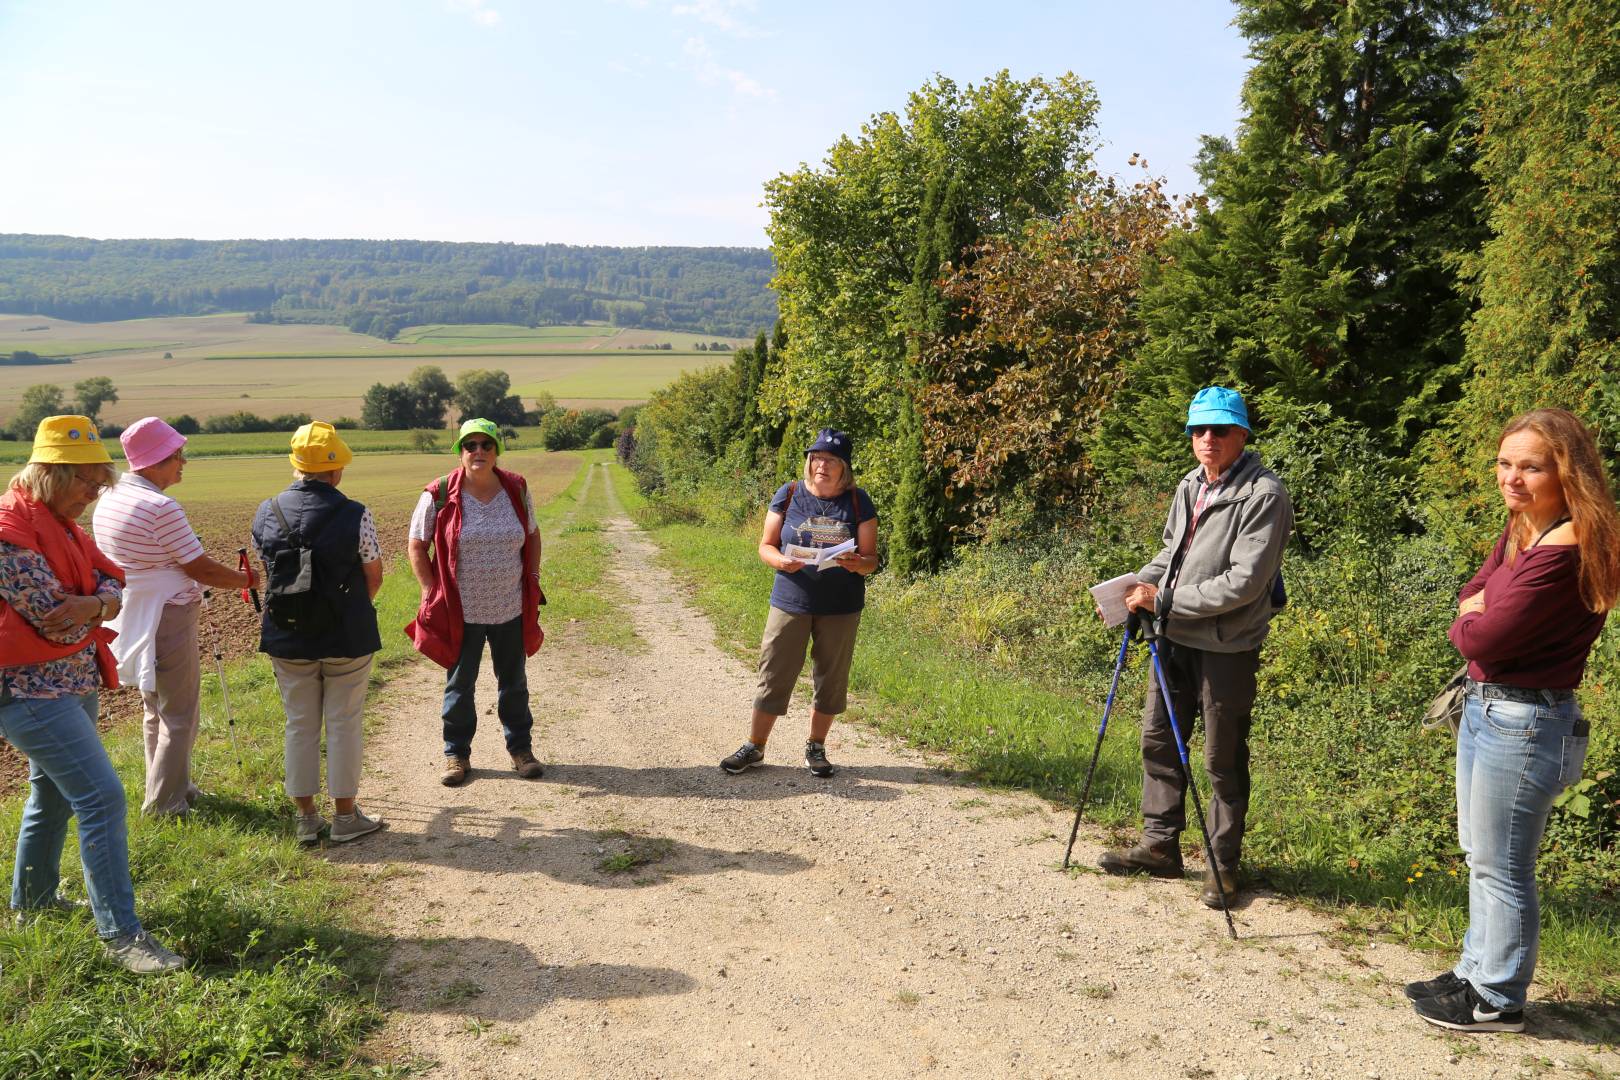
[296, 813, 328, 845]
[329, 807, 384, 843]
[105, 930, 186, 974]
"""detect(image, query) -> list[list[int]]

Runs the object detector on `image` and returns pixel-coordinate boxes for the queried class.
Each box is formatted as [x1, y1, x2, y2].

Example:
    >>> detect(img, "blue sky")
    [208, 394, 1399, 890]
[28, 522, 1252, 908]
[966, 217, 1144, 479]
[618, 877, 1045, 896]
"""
[0, 1, 1250, 248]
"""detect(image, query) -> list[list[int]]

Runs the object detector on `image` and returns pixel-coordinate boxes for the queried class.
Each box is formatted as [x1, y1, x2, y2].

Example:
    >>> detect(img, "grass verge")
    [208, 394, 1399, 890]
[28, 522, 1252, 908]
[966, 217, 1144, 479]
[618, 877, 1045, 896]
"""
[0, 455, 598, 1076]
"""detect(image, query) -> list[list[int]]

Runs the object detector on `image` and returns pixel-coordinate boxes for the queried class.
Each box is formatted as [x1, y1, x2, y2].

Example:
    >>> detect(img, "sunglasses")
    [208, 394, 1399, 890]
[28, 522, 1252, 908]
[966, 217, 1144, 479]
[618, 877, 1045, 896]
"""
[461, 439, 496, 452]
[1189, 424, 1234, 438]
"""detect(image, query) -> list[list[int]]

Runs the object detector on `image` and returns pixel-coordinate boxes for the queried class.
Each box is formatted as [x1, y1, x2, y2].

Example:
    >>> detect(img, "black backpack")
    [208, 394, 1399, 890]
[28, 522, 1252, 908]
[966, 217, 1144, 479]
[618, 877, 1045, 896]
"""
[264, 495, 346, 635]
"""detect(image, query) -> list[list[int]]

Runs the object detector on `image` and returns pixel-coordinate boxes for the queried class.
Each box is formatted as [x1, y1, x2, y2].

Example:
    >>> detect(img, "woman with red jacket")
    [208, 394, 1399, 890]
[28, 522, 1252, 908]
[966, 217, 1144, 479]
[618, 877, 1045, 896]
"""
[1408, 409, 1620, 1033]
[0, 416, 184, 973]
[406, 418, 544, 787]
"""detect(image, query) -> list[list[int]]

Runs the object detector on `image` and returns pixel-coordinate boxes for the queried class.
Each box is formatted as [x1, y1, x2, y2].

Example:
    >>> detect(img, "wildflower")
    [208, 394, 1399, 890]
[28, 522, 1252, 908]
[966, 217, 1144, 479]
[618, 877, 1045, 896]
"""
[1405, 876, 1415, 884]
[1415, 871, 1424, 879]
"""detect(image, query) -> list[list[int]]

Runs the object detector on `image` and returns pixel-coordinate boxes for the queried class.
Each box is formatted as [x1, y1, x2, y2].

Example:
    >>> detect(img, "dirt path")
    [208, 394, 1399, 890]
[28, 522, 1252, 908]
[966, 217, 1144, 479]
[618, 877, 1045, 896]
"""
[332, 462, 1617, 1079]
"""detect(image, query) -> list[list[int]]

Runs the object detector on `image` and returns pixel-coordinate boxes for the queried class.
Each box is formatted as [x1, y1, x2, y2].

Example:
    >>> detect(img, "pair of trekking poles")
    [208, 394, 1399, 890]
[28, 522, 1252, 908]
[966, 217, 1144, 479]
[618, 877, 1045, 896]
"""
[1061, 607, 1238, 940]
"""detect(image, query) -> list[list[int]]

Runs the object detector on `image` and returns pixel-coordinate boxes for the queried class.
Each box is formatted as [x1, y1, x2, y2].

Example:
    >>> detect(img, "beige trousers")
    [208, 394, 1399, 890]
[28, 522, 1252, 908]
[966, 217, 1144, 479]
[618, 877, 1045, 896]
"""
[271, 655, 372, 800]
[753, 607, 863, 716]
[141, 600, 201, 816]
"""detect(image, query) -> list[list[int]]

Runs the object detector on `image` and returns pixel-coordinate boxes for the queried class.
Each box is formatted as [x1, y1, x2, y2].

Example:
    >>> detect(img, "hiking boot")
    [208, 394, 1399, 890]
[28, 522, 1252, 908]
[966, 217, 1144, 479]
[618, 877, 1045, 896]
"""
[295, 813, 328, 846]
[720, 742, 764, 774]
[13, 895, 88, 928]
[441, 755, 471, 787]
[1412, 982, 1524, 1033]
[804, 740, 835, 778]
[330, 807, 385, 843]
[511, 750, 545, 780]
[1404, 970, 1466, 1002]
[1200, 865, 1241, 909]
[1097, 841, 1184, 878]
[104, 930, 186, 974]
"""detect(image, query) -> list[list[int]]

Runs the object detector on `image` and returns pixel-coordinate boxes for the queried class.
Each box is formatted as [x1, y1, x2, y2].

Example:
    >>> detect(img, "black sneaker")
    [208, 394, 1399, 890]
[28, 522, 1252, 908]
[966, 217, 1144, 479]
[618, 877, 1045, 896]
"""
[720, 742, 764, 774]
[1412, 982, 1524, 1033]
[1404, 969, 1466, 1001]
[804, 740, 834, 778]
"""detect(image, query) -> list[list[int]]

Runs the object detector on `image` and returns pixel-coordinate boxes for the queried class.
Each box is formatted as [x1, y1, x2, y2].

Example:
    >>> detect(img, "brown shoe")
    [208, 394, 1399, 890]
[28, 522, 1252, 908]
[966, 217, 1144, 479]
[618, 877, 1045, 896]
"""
[1098, 841, 1183, 878]
[511, 750, 544, 780]
[441, 755, 470, 787]
[1200, 865, 1241, 909]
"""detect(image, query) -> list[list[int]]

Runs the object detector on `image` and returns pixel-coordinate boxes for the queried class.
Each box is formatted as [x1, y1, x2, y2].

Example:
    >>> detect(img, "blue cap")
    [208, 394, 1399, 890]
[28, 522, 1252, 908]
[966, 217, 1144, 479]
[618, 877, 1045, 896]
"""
[805, 428, 852, 464]
[1185, 386, 1250, 433]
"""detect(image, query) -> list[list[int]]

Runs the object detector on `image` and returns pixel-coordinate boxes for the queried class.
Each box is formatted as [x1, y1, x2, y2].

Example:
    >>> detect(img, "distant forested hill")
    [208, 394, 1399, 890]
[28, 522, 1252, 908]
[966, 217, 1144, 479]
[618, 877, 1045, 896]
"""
[0, 234, 777, 338]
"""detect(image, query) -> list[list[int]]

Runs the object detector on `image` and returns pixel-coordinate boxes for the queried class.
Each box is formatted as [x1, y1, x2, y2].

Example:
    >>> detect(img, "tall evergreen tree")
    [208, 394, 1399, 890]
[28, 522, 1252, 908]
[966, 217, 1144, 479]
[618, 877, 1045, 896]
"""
[1422, 0, 1620, 551]
[1101, 0, 1488, 482]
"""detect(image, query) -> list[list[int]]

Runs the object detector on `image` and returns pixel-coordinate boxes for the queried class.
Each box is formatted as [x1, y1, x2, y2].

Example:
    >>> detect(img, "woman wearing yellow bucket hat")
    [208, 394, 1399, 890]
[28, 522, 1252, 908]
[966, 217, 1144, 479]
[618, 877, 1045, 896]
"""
[250, 421, 385, 845]
[406, 417, 545, 787]
[0, 416, 186, 972]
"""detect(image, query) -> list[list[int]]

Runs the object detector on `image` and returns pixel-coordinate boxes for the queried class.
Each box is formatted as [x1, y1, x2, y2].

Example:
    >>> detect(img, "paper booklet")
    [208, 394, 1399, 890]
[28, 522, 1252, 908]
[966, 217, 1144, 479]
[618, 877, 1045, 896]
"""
[1088, 571, 1141, 628]
[783, 537, 857, 569]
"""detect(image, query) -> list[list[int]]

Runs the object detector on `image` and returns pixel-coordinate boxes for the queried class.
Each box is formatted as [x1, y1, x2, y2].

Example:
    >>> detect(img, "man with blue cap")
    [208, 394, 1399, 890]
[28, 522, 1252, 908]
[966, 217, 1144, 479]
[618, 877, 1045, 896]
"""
[1098, 386, 1293, 909]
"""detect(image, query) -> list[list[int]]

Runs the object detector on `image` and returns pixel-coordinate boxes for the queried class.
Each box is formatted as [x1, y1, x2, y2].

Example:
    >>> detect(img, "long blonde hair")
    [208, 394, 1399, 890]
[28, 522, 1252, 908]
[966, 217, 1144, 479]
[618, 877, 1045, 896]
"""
[8, 461, 117, 510]
[1500, 409, 1620, 612]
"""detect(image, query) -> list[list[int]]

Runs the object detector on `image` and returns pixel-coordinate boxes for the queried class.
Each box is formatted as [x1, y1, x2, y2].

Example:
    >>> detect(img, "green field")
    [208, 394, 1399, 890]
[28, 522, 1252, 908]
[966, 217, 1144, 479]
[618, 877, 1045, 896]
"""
[0, 315, 750, 427]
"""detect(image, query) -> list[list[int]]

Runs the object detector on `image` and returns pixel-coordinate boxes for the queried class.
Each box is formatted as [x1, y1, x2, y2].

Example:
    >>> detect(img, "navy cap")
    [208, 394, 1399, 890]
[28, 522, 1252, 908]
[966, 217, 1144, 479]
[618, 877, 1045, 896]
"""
[805, 428, 852, 464]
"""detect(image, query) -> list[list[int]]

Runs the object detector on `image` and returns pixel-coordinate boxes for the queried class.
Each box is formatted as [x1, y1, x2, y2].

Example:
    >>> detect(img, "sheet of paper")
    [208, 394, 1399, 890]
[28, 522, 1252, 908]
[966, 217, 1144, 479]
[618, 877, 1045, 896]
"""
[1088, 571, 1141, 628]
[783, 537, 857, 568]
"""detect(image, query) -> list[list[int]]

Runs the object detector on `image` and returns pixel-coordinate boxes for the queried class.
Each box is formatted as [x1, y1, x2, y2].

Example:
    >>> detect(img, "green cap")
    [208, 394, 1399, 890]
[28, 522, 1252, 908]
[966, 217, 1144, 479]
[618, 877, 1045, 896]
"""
[456, 417, 503, 455]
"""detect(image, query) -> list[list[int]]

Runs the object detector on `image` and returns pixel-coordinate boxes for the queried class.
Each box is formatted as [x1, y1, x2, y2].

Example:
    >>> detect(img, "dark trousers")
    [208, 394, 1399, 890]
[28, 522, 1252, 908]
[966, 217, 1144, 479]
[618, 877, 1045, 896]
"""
[442, 617, 532, 759]
[1139, 643, 1261, 870]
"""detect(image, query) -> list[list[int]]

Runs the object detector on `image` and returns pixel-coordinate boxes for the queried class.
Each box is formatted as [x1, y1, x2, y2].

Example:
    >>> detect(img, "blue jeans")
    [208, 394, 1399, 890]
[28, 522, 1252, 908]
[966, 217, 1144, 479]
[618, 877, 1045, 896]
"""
[441, 617, 532, 760]
[1454, 685, 1587, 1011]
[0, 687, 143, 939]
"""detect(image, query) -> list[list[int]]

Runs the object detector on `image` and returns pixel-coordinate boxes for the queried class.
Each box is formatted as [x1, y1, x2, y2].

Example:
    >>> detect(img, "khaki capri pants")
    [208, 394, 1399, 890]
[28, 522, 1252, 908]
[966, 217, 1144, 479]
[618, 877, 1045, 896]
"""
[753, 607, 862, 716]
[271, 655, 373, 799]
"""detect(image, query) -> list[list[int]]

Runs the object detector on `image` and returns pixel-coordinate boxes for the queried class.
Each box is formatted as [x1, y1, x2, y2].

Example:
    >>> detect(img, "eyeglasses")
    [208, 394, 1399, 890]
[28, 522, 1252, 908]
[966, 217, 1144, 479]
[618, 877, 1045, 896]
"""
[1189, 424, 1234, 438]
[73, 473, 111, 494]
[461, 440, 496, 453]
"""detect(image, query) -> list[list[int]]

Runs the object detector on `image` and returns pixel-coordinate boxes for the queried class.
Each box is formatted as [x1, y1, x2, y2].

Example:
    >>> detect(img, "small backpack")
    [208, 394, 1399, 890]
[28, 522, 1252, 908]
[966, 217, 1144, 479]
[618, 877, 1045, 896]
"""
[264, 495, 345, 635]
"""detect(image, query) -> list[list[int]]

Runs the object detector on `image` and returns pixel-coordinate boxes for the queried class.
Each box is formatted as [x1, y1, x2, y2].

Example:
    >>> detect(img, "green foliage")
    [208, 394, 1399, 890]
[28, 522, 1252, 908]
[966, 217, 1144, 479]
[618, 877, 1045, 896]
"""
[165, 413, 201, 436]
[6, 383, 64, 440]
[0, 234, 776, 338]
[539, 407, 615, 451]
[72, 376, 117, 422]
[201, 411, 310, 435]
[452, 368, 526, 426]
[1103, 0, 1488, 481]
[361, 365, 455, 431]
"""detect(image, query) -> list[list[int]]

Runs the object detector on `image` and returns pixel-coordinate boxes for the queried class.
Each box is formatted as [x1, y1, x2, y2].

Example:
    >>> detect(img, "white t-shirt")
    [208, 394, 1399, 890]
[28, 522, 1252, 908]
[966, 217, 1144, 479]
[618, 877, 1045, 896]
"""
[410, 485, 537, 625]
[91, 474, 206, 605]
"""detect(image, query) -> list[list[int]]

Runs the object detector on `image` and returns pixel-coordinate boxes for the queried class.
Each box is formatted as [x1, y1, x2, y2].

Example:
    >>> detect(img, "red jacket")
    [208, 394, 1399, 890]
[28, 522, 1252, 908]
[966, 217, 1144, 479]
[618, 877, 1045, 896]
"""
[405, 466, 543, 668]
[0, 487, 124, 688]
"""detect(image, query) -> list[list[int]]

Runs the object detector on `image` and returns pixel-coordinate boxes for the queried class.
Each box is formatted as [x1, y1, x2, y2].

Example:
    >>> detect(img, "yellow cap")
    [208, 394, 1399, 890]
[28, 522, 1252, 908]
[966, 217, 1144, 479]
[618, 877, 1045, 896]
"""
[288, 421, 353, 473]
[29, 415, 114, 465]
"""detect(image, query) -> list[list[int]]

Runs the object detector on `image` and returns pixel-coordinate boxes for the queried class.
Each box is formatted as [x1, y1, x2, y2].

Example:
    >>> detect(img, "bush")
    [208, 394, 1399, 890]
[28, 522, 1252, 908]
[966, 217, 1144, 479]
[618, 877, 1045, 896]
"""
[165, 414, 201, 435]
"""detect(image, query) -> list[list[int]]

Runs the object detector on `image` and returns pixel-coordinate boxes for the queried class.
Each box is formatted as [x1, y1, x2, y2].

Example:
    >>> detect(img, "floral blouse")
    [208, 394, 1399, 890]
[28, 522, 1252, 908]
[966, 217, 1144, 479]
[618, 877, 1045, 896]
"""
[0, 540, 123, 699]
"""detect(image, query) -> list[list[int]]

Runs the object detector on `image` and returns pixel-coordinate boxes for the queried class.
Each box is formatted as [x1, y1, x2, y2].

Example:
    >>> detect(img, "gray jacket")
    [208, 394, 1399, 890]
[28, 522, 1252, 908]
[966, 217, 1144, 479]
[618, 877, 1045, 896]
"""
[1138, 450, 1293, 653]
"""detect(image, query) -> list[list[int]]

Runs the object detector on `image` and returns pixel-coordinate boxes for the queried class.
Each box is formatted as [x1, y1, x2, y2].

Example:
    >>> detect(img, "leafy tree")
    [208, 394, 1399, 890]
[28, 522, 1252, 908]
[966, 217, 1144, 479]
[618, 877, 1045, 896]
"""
[8, 383, 64, 440]
[918, 169, 1189, 533]
[361, 382, 418, 430]
[1422, 0, 1620, 552]
[1102, 0, 1488, 482]
[453, 369, 526, 426]
[762, 71, 1102, 501]
[406, 366, 454, 428]
[73, 376, 118, 422]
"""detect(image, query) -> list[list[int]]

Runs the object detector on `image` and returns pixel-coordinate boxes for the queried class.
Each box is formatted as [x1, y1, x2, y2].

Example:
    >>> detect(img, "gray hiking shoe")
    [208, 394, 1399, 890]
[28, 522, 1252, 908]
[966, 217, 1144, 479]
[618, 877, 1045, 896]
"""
[105, 930, 186, 974]
[720, 742, 765, 774]
[295, 813, 328, 846]
[804, 740, 835, 778]
[329, 807, 384, 843]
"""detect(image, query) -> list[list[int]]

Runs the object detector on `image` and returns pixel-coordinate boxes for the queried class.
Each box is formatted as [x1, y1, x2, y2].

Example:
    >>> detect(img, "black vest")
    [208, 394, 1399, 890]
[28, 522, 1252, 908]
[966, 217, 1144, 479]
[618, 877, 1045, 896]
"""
[250, 479, 382, 661]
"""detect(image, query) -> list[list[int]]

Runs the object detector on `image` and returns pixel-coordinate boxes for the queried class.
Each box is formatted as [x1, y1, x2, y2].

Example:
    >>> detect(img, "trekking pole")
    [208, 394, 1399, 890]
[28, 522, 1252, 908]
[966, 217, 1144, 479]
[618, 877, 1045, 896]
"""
[1140, 615, 1237, 939]
[237, 547, 260, 612]
[200, 589, 245, 774]
[1142, 616, 1238, 940]
[1062, 623, 1135, 870]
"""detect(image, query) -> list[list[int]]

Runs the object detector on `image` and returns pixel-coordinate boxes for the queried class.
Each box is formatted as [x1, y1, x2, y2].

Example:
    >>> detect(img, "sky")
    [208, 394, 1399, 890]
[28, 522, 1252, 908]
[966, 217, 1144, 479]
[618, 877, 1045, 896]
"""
[0, 1, 1252, 249]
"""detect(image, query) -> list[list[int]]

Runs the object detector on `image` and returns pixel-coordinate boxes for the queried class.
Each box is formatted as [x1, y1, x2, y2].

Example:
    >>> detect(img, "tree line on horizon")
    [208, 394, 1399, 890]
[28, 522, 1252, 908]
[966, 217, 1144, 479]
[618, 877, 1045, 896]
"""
[0, 236, 778, 339]
[623, 0, 1620, 906]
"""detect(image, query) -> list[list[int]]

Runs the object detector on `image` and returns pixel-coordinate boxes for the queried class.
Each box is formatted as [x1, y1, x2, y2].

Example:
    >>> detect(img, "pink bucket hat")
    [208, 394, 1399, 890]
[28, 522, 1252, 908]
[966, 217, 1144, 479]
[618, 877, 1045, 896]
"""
[120, 416, 187, 470]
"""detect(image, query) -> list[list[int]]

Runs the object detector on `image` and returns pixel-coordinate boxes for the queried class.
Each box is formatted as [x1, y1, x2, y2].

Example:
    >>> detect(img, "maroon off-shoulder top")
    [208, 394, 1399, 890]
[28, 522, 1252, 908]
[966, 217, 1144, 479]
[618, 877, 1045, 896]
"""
[1449, 525, 1607, 690]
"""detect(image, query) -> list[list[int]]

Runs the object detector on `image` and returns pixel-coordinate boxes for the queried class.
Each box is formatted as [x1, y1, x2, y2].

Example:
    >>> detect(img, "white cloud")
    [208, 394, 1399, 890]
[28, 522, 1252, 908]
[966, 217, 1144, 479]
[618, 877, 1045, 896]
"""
[447, 0, 501, 28]
[671, 0, 763, 38]
[682, 35, 773, 99]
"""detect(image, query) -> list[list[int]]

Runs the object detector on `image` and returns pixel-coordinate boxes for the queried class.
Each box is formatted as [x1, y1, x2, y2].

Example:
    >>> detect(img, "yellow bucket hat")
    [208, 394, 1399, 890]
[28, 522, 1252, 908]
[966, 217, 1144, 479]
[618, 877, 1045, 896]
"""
[288, 421, 353, 473]
[30, 415, 114, 465]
